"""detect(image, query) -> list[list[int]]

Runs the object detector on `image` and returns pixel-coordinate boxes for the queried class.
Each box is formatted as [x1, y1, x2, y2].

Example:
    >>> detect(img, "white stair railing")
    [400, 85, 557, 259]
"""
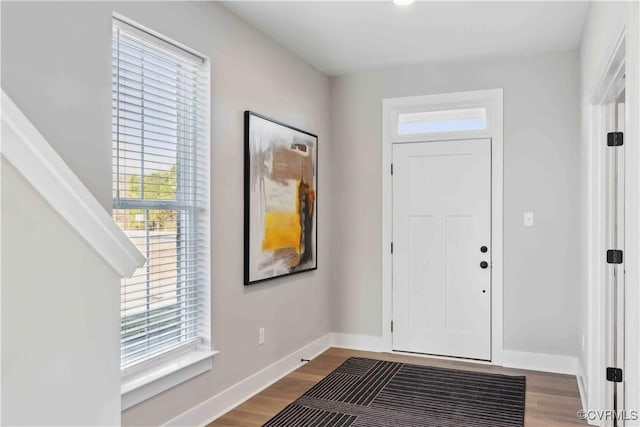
[1, 90, 145, 277]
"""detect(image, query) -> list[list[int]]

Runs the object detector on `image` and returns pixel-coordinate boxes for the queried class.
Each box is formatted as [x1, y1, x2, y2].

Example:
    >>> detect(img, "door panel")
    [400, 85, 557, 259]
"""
[407, 216, 439, 330]
[392, 139, 491, 360]
[445, 215, 475, 334]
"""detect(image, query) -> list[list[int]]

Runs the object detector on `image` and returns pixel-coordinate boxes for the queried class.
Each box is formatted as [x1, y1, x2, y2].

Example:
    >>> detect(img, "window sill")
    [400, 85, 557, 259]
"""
[121, 348, 219, 410]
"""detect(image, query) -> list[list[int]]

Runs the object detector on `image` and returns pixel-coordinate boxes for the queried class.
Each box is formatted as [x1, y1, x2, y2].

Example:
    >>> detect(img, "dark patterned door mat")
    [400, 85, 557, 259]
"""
[263, 357, 525, 427]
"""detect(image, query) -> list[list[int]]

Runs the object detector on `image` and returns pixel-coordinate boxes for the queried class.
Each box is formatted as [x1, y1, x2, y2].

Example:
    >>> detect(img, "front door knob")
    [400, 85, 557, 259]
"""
[480, 261, 489, 269]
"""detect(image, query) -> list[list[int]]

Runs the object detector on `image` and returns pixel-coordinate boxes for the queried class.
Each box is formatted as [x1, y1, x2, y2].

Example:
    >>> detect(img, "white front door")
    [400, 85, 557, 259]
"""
[392, 138, 492, 360]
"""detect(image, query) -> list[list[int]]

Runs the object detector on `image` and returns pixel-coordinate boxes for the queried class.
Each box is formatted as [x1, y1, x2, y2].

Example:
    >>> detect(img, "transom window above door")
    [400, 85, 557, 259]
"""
[397, 107, 487, 135]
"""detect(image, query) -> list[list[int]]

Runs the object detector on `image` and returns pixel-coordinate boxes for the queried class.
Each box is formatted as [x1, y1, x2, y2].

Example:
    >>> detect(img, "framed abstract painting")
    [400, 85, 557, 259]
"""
[244, 111, 318, 285]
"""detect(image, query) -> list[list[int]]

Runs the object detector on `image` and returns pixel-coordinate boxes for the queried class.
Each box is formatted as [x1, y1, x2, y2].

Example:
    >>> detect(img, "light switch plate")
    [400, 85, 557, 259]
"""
[524, 212, 534, 227]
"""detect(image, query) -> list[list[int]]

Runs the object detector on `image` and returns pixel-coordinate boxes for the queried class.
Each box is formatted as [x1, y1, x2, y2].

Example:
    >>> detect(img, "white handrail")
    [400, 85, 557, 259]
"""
[1, 90, 146, 278]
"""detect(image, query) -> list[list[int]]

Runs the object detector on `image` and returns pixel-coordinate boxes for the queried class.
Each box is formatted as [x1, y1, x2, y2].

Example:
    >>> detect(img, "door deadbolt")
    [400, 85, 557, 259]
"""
[480, 246, 488, 253]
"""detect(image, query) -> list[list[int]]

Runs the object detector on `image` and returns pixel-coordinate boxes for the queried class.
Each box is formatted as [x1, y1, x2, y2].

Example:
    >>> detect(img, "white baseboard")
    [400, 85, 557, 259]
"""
[329, 333, 385, 352]
[501, 349, 578, 376]
[576, 359, 588, 412]
[329, 334, 580, 377]
[165, 333, 583, 426]
[163, 334, 331, 427]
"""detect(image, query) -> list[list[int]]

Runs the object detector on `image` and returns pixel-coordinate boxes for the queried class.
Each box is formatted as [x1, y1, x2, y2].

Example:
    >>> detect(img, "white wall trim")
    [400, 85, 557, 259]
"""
[163, 334, 331, 427]
[329, 333, 385, 352]
[122, 349, 218, 411]
[0, 90, 145, 278]
[381, 88, 504, 365]
[168, 333, 586, 426]
[330, 332, 580, 376]
[590, 29, 626, 105]
[501, 350, 578, 376]
[577, 358, 588, 413]
[624, 3, 640, 423]
[586, 101, 608, 420]
[585, 23, 629, 422]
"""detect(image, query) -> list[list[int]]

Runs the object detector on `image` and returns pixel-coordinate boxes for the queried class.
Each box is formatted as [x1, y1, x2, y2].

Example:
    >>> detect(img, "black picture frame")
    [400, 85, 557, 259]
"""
[244, 111, 318, 285]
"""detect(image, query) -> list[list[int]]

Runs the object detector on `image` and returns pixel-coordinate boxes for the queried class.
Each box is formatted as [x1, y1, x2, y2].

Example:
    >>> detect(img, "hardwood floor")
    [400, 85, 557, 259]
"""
[209, 347, 587, 427]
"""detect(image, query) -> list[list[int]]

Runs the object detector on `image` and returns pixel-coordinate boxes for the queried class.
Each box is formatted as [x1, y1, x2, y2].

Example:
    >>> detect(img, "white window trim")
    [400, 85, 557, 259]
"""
[113, 13, 215, 408]
[381, 88, 504, 364]
[122, 348, 218, 410]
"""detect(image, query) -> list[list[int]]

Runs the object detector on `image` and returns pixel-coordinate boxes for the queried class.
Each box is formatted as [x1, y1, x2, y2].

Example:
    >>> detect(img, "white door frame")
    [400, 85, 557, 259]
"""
[587, 28, 624, 424]
[587, 12, 640, 423]
[381, 88, 504, 364]
[626, 3, 640, 422]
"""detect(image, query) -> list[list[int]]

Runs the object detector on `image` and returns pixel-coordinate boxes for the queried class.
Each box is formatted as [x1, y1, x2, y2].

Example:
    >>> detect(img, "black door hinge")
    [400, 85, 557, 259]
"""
[391, 321, 394, 333]
[391, 242, 394, 254]
[607, 367, 623, 382]
[607, 132, 624, 147]
[391, 163, 394, 175]
[607, 249, 624, 264]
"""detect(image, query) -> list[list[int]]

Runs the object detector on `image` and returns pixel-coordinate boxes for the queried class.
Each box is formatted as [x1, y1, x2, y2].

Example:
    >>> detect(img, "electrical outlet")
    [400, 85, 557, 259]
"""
[259, 327, 265, 345]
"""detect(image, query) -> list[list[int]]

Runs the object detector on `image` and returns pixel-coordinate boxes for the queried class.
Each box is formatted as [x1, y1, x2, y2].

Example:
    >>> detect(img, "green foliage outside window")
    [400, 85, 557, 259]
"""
[127, 166, 177, 230]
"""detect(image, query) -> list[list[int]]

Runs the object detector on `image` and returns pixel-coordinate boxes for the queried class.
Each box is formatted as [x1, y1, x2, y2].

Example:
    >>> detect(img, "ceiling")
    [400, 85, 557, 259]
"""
[222, 1, 590, 76]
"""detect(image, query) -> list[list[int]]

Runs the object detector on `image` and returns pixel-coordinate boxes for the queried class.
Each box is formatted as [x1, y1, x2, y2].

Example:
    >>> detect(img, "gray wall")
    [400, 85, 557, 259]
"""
[329, 50, 581, 357]
[1, 2, 331, 425]
[1, 160, 122, 426]
[2, 1, 585, 423]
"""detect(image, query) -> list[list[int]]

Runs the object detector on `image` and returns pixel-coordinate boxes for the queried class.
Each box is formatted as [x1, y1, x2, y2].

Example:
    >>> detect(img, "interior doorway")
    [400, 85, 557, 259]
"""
[586, 29, 628, 426]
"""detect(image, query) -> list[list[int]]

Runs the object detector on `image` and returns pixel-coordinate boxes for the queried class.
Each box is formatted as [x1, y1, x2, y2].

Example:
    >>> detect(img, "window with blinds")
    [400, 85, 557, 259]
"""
[112, 17, 210, 373]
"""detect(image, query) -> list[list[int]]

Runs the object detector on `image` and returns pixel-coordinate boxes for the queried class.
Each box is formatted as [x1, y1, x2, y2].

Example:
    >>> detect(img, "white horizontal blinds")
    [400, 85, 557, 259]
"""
[112, 18, 209, 371]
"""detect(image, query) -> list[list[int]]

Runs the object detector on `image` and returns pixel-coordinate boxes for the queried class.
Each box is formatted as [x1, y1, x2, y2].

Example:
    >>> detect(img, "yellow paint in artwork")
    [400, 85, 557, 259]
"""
[262, 211, 301, 253]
